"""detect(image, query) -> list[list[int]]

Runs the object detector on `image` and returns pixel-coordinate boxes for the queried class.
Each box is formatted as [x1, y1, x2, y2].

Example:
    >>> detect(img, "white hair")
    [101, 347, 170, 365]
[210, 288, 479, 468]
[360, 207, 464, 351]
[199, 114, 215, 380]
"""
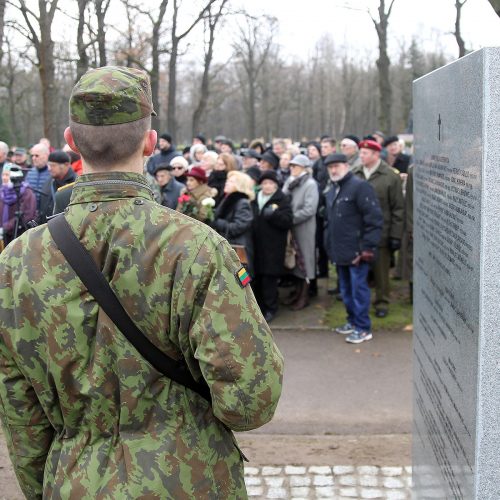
[0, 142, 9, 154]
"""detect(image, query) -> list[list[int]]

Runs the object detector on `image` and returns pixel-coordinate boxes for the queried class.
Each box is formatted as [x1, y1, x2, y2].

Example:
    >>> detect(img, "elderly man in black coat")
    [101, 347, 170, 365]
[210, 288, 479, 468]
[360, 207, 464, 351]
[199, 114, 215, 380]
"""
[324, 154, 383, 344]
[252, 170, 293, 322]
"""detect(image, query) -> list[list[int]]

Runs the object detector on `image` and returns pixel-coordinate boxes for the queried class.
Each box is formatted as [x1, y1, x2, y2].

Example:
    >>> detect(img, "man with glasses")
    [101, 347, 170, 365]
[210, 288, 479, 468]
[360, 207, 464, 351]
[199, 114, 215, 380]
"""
[26, 143, 51, 211]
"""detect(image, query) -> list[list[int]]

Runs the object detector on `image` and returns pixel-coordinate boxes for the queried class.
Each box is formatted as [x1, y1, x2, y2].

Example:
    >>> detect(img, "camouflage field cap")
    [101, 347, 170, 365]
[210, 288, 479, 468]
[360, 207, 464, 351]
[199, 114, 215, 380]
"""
[69, 66, 157, 126]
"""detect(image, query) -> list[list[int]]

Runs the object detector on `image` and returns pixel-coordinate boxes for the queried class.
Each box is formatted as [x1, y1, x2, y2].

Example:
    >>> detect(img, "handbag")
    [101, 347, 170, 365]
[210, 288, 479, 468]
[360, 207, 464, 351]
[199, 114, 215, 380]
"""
[284, 231, 296, 270]
[47, 214, 212, 403]
[231, 244, 248, 264]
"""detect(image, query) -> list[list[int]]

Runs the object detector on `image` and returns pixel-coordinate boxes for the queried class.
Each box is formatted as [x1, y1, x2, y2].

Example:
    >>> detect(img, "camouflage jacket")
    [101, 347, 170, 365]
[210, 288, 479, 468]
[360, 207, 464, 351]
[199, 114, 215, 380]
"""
[0, 171, 284, 499]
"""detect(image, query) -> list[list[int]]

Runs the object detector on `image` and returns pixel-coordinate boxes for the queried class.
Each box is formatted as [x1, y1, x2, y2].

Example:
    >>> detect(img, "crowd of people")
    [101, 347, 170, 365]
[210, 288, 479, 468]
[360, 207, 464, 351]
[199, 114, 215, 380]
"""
[0, 129, 413, 343]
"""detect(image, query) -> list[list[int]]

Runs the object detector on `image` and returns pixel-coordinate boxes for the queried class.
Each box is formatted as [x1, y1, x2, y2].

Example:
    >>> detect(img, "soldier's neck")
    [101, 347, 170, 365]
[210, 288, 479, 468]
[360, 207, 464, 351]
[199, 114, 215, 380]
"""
[82, 156, 145, 175]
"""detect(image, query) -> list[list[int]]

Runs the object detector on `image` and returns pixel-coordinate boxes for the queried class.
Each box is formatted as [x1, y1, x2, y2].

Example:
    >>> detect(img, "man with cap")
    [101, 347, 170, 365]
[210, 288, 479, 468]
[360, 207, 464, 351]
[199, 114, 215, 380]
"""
[352, 139, 404, 318]
[146, 131, 181, 175]
[0, 66, 283, 499]
[242, 148, 262, 171]
[340, 135, 362, 169]
[38, 150, 77, 223]
[13, 147, 29, 173]
[324, 153, 383, 343]
[383, 135, 411, 174]
[154, 162, 184, 209]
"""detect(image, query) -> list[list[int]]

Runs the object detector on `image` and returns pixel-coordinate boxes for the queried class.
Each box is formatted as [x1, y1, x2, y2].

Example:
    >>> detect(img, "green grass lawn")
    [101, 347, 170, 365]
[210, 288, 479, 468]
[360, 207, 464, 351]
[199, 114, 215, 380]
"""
[325, 273, 413, 332]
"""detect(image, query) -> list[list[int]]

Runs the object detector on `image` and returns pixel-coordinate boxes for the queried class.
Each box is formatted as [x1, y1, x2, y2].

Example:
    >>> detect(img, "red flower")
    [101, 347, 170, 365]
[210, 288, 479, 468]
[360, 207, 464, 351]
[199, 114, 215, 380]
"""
[178, 193, 191, 204]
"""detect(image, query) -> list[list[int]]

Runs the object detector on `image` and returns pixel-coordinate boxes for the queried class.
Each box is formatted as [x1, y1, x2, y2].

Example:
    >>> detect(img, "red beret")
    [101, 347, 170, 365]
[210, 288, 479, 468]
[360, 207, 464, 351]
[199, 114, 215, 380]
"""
[359, 139, 382, 152]
[187, 165, 207, 183]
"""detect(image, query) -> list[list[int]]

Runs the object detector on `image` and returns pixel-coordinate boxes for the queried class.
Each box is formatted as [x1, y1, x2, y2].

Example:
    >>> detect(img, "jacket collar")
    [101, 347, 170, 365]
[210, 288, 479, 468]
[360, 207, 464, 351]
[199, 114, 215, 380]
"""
[69, 171, 154, 205]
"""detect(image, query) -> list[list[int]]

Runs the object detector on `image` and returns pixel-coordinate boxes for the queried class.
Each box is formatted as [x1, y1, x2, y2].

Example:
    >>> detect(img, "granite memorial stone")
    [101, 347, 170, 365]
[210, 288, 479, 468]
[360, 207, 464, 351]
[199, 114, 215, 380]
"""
[413, 47, 500, 499]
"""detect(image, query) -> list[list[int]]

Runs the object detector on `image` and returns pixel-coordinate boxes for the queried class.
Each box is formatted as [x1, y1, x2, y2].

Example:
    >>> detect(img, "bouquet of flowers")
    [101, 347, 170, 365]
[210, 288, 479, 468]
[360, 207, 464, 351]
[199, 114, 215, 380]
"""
[201, 197, 215, 222]
[177, 193, 215, 222]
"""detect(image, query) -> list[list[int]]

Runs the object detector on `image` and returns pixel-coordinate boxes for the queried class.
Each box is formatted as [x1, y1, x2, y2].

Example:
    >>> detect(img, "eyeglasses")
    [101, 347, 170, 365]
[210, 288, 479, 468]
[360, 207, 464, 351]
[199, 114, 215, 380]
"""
[31, 154, 41, 157]
[172, 166, 184, 170]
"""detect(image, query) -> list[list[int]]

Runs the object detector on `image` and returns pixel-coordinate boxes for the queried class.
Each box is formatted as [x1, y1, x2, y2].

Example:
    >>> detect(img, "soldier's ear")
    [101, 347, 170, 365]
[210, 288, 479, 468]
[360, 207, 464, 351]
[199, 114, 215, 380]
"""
[64, 127, 80, 154]
[143, 129, 157, 157]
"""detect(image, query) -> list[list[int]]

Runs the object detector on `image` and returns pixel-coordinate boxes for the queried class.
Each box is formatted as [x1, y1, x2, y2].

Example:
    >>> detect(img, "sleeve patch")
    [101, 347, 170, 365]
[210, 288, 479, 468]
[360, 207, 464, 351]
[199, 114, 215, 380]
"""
[236, 267, 252, 288]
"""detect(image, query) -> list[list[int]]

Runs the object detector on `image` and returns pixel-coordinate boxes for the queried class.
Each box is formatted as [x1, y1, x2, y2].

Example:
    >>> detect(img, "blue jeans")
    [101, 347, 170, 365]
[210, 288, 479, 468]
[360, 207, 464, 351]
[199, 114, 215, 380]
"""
[337, 262, 371, 332]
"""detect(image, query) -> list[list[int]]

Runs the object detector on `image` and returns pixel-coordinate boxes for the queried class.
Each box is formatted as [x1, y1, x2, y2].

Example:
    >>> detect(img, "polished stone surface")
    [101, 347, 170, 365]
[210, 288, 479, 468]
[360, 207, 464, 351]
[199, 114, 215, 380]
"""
[412, 47, 500, 499]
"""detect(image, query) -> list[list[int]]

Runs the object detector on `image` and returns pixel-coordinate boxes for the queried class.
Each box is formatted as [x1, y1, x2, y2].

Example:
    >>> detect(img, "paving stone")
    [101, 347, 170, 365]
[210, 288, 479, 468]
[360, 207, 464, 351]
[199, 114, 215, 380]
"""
[244, 476, 262, 486]
[308, 466, 331, 474]
[262, 466, 283, 476]
[339, 475, 357, 486]
[285, 465, 307, 475]
[244, 467, 260, 475]
[313, 475, 334, 486]
[357, 466, 379, 475]
[381, 466, 403, 477]
[290, 475, 311, 487]
[265, 477, 284, 487]
[383, 477, 405, 489]
[359, 475, 378, 487]
[333, 465, 355, 475]
[360, 488, 384, 499]
[266, 487, 288, 498]
[339, 487, 358, 497]
[247, 486, 264, 496]
[315, 485, 335, 497]
[386, 491, 408, 500]
[290, 486, 311, 497]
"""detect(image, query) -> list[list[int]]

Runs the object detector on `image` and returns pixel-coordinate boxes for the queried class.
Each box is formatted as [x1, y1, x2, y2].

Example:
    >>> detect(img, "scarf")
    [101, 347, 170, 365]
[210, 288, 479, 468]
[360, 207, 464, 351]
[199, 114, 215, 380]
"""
[257, 191, 273, 211]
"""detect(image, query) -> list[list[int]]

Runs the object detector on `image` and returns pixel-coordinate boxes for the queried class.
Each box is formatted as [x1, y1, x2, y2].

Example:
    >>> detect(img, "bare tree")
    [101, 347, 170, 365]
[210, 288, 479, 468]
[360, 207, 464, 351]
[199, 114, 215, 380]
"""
[76, 0, 91, 79]
[13, 0, 59, 144]
[453, 0, 468, 58]
[0, 0, 6, 66]
[371, 0, 396, 134]
[487, 0, 500, 16]
[232, 13, 277, 139]
[94, 0, 110, 66]
[167, 0, 216, 140]
[191, 0, 228, 138]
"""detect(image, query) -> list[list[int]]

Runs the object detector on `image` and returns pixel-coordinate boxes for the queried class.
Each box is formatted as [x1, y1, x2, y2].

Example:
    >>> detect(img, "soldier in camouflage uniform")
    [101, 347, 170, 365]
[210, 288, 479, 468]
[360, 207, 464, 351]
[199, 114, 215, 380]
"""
[0, 66, 284, 499]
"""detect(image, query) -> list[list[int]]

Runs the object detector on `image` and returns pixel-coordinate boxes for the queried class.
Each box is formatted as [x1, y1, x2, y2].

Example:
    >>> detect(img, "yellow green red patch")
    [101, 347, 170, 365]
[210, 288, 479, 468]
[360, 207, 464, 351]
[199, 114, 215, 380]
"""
[236, 267, 251, 288]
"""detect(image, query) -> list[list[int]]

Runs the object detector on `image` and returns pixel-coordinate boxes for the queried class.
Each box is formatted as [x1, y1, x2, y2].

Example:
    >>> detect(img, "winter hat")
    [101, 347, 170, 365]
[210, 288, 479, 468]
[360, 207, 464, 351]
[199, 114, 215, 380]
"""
[358, 140, 382, 152]
[246, 166, 261, 183]
[258, 170, 279, 185]
[187, 165, 207, 183]
[260, 151, 280, 169]
[289, 154, 311, 168]
[382, 135, 400, 148]
[324, 153, 348, 165]
[48, 150, 71, 164]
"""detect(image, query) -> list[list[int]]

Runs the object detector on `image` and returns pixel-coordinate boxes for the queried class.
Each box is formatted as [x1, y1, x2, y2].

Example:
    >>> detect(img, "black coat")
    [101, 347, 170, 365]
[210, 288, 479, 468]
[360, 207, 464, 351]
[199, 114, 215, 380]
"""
[252, 189, 293, 276]
[393, 153, 411, 174]
[38, 168, 77, 223]
[213, 192, 254, 274]
[324, 171, 383, 265]
[208, 170, 227, 207]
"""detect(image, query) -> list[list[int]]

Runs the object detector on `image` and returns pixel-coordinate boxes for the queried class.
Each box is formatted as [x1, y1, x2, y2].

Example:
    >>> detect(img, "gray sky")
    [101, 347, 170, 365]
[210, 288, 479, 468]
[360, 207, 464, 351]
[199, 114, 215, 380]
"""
[232, 0, 500, 61]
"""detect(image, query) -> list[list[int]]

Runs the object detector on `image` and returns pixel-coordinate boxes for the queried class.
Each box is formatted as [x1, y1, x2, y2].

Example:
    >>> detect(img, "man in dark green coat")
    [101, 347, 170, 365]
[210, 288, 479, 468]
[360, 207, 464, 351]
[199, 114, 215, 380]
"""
[0, 66, 283, 499]
[352, 139, 404, 317]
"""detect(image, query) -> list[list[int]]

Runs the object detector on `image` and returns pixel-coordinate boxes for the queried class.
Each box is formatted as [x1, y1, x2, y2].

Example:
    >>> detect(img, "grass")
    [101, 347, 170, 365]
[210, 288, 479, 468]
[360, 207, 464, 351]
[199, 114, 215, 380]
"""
[324, 271, 413, 332]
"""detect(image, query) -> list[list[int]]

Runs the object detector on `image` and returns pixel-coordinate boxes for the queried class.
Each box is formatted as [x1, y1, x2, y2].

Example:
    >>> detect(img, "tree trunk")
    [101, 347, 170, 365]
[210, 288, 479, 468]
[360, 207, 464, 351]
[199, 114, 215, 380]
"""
[487, 0, 500, 17]
[76, 0, 90, 80]
[454, 0, 467, 58]
[94, 0, 108, 66]
[167, 39, 178, 138]
[0, 0, 6, 66]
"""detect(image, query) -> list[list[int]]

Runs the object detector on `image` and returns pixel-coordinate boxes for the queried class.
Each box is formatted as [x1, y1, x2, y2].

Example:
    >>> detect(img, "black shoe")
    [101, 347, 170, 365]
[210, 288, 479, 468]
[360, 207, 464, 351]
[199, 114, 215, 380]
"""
[264, 311, 275, 323]
[327, 287, 339, 296]
[375, 308, 388, 318]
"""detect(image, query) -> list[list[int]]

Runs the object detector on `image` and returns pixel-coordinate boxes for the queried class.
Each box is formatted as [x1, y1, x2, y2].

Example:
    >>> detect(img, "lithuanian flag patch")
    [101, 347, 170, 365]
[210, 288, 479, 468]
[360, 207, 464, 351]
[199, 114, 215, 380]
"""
[236, 266, 252, 288]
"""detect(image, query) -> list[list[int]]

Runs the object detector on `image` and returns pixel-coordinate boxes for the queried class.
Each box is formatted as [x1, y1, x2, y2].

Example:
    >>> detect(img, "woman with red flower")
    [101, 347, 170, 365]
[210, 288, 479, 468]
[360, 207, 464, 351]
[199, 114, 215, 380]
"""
[176, 166, 216, 223]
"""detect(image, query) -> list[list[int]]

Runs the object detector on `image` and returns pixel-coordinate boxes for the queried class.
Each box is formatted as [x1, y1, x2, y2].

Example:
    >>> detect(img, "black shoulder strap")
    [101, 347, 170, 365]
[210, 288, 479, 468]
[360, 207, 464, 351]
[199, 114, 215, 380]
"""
[47, 215, 211, 403]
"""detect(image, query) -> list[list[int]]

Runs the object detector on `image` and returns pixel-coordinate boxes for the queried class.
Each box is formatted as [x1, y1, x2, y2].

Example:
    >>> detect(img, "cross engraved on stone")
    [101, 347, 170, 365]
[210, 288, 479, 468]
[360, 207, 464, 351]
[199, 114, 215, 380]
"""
[438, 114, 442, 141]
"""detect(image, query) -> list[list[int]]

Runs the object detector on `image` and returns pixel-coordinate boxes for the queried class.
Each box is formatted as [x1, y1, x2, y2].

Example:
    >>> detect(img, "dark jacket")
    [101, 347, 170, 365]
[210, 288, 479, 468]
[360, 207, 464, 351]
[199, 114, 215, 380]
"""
[146, 146, 181, 175]
[159, 177, 184, 209]
[0, 183, 37, 245]
[312, 157, 329, 193]
[252, 189, 293, 276]
[38, 168, 77, 223]
[208, 170, 227, 207]
[324, 172, 383, 265]
[393, 153, 411, 174]
[213, 192, 254, 274]
[53, 182, 76, 215]
[352, 161, 404, 247]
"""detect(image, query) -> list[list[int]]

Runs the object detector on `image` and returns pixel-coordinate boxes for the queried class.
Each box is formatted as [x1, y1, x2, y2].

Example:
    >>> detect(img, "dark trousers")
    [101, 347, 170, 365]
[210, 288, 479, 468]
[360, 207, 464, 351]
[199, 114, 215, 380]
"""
[373, 246, 391, 306]
[316, 215, 329, 277]
[338, 262, 371, 332]
[253, 275, 279, 314]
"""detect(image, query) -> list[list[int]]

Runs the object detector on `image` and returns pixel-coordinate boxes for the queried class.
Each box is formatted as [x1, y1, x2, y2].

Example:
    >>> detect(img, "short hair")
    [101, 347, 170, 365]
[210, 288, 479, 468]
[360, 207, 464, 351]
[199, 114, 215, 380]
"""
[0, 142, 9, 154]
[320, 137, 336, 148]
[69, 116, 150, 169]
[218, 152, 237, 172]
[227, 171, 255, 200]
[201, 150, 218, 168]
